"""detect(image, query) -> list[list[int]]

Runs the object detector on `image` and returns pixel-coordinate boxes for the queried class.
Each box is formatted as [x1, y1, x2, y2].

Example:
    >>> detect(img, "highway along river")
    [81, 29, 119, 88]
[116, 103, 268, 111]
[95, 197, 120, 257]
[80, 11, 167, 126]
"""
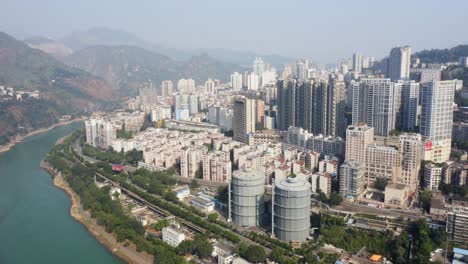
[0, 122, 121, 264]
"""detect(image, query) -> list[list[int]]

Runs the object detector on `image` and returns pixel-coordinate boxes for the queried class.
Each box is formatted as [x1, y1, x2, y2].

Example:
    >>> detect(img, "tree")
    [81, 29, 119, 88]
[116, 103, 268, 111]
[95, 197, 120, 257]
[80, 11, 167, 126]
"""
[244, 245, 266, 263]
[176, 240, 194, 255]
[208, 213, 218, 222]
[409, 219, 433, 263]
[192, 235, 213, 259]
[328, 192, 343, 206]
[419, 190, 432, 213]
[152, 219, 170, 231]
[374, 178, 388, 191]
[189, 179, 199, 189]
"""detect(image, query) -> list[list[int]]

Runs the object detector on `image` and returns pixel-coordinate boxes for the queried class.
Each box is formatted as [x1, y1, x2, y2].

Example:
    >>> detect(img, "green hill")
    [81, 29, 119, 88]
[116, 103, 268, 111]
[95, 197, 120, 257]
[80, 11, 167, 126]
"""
[0, 32, 115, 145]
[413, 45, 468, 63]
[63, 45, 241, 96]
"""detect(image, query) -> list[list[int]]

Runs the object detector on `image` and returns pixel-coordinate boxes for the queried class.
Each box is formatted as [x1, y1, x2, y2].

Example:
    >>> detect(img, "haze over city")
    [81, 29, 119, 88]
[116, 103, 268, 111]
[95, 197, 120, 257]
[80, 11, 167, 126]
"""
[1, 1, 468, 264]
[2, 0, 468, 62]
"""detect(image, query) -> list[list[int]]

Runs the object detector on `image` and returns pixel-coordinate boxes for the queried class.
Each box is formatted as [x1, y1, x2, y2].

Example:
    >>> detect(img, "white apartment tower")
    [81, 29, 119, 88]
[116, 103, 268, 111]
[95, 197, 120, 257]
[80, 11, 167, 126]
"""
[420, 80, 456, 163]
[345, 124, 374, 164]
[388, 46, 411, 81]
[247, 73, 259, 90]
[230, 72, 243, 91]
[352, 52, 362, 74]
[161, 80, 174, 96]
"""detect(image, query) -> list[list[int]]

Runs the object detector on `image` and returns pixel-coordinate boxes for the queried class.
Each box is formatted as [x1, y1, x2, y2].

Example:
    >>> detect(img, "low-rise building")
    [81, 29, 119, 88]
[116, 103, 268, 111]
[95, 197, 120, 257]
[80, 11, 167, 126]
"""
[162, 226, 186, 247]
[384, 183, 408, 206]
[191, 195, 215, 213]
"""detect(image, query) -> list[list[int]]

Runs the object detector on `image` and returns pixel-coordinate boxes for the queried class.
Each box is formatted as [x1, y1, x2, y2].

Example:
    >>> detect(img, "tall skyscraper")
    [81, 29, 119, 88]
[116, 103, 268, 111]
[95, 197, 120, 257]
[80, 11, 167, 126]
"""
[233, 96, 256, 143]
[388, 46, 411, 81]
[231, 72, 243, 91]
[345, 124, 374, 164]
[296, 59, 309, 81]
[178, 78, 196, 93]
[421, 80, 456, 162]
[247, 73, 259, 90]
[398, 81, 420, 131]
[253, 58, 265, 76]
[276, 79, 297, 131]
[205, 78, 216, 95]
[277, 76, 346, 137]
[352, 52, 362, 74]
[327, 74, 347, 138]
[161, 80, 174, 96]
[352, 78, 399, 136]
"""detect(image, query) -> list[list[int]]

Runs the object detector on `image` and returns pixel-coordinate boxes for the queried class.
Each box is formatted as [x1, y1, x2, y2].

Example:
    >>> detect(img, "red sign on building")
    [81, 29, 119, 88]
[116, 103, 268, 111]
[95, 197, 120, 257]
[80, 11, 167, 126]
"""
[112, 164, 124, 172]
[425, 141, 432, 151]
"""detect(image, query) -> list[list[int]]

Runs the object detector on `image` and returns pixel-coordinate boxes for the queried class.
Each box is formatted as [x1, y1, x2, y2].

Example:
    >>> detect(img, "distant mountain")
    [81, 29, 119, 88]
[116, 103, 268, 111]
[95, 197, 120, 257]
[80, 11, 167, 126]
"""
[413, 45, 468, 64]
[0, 32, 114, 144]
[24, 36, 73, 58]
[60, 27, 291, 66]
[62, 45, 241, 95]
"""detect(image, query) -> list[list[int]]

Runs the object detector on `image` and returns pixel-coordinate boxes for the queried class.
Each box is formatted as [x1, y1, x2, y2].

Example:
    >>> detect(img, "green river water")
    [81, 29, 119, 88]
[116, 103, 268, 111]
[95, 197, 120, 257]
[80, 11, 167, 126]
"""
[0, 122, 122, 264]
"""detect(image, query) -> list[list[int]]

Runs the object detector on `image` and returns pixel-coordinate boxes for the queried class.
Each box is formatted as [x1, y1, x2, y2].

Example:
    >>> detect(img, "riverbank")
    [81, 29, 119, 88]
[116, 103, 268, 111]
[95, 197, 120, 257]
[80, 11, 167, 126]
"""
[0, 117, 85, 154]
[41, 161, 153, 264]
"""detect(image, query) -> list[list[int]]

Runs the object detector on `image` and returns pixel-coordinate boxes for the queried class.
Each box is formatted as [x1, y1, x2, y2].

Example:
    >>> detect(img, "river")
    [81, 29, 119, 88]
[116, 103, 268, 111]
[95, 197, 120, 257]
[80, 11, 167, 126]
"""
[0, 122, 121, 264]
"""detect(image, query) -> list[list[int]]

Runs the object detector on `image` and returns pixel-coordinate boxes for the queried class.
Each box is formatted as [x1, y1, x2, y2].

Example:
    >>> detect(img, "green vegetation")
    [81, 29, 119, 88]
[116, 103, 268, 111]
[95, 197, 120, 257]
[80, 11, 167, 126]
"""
[237, 243, 266, 263]
[419, 190, 432, 213]
[318, 191, 343, 206]
[440, 183, 468, 198]
[318, 213, 447, 264]
[455, 90, 468, 107]
[45, 137, 185, 264]
[207, 213, 218, 222]
[175, 235, 213, 259]
[152, 219, 170, 231]
[389, 129, 403, 136]
[413, 45, 468, 63]
[82, 144, 142, 165]
[374, 178, 389, 191]
[116, 129, 133, 139]
[453, 139, 468, 151]
[130, 168, 177, 197]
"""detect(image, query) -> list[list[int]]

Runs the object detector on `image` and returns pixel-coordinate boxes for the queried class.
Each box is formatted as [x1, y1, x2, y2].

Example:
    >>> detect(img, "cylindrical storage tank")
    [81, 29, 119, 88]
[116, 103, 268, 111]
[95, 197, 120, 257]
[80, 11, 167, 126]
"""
[231, 169, 265, 227]
[274, 177, 311, 242]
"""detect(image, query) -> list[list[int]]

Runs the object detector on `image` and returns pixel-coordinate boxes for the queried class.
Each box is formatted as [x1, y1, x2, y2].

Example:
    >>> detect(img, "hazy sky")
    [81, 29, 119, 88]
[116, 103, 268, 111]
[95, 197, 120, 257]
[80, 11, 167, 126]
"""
[2, 0, 468, 63]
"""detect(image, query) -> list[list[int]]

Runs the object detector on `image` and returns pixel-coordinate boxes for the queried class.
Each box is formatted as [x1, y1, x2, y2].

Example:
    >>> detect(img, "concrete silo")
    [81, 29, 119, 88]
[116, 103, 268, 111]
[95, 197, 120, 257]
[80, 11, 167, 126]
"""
[229, 169, 265, 227]
[273, 177, 311, 242]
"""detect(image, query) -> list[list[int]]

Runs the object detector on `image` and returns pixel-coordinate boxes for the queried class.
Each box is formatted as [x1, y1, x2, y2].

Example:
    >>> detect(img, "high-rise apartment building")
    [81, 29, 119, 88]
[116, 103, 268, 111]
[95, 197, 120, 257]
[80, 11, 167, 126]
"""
[398, 133, 422, 192]
[345, 124, 374, 164]
[352, 52, 362, 74]
[247, 73, 259, 90]
[231, 72, 243, 91]
[366, 144, 401, 185]
[351, 78, 400, 136]
[421, 80, 456, 162]
[388, 46, 411, 81]
[203, 151, 232, 183]
[424, 163, 443, 191]
[340, 161, 366, 199]
[253, 58, 264, 76]
[277, 79, 297, 131]
[233, 97, 256, 143]
[161, 80, 174, 96]
[205, 78, 216, 95]
[180, 146, 207, 178]
[399, 81, 420, 131]
[177, 78, 196, 93]
[277, 76, 346, 137]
